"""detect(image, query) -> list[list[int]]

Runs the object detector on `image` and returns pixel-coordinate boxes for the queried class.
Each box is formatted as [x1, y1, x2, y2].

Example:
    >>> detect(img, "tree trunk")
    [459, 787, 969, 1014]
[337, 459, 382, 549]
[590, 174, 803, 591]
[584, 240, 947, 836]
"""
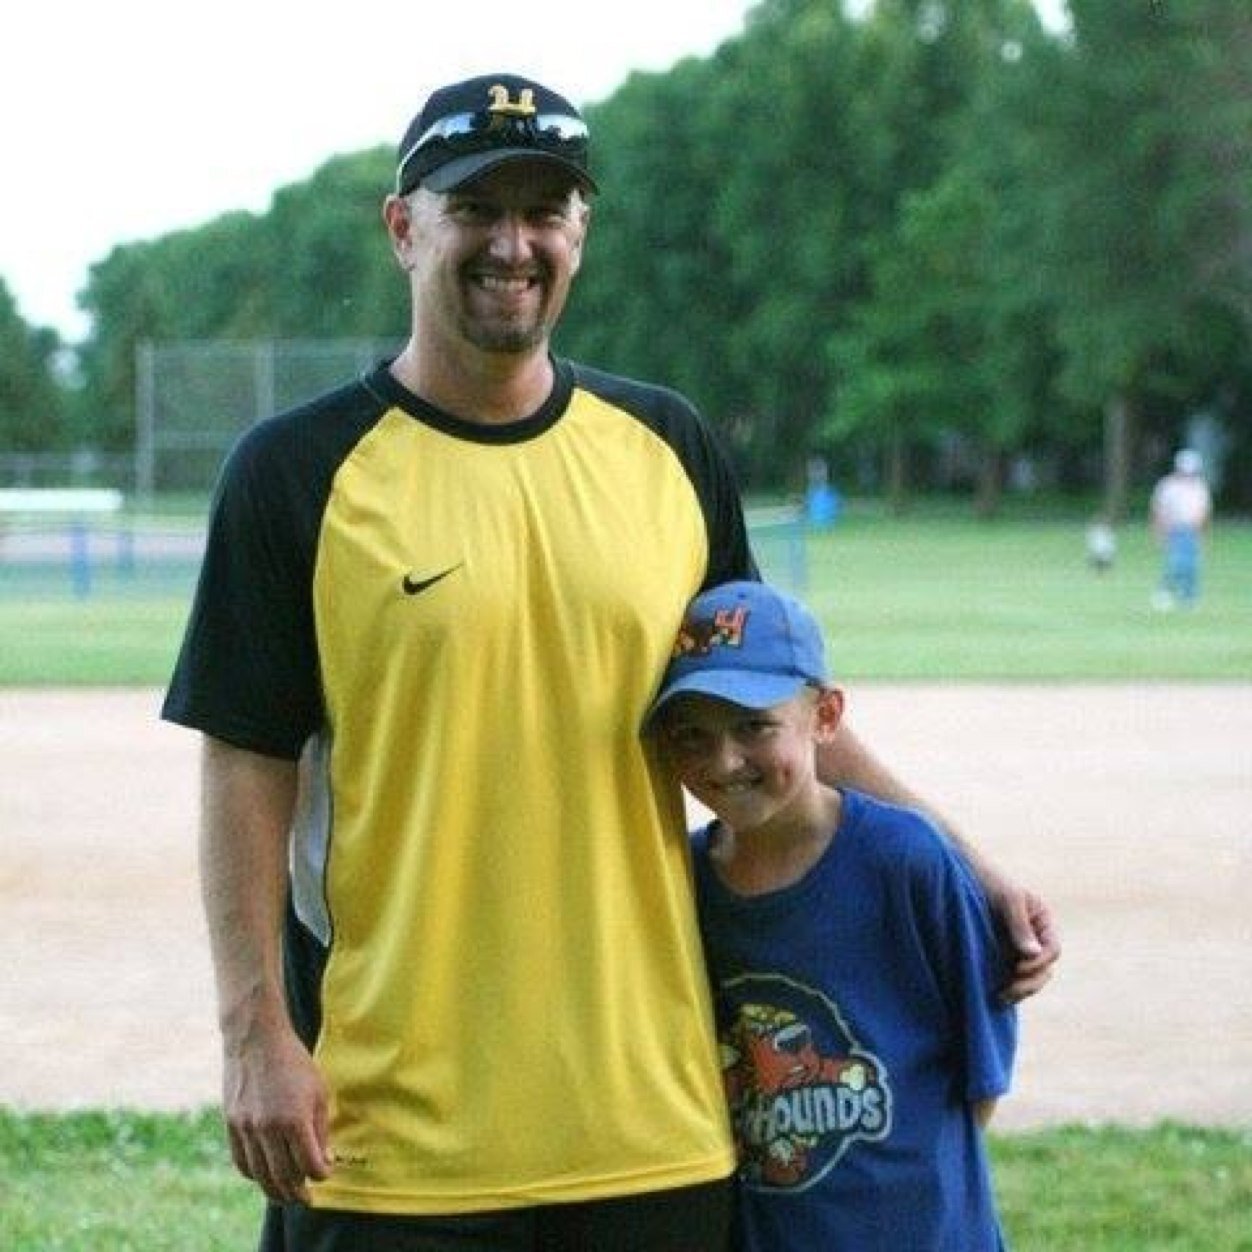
[885, 430, 909, 514]
[974, 443, 1003, 518]
[1103, 392, 1135, 523]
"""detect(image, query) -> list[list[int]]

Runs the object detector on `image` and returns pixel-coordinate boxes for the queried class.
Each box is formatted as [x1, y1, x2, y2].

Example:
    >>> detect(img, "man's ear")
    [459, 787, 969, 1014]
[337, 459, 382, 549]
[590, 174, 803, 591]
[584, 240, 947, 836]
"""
[382, 194, 416, 269]
[568, 197, 591, 275]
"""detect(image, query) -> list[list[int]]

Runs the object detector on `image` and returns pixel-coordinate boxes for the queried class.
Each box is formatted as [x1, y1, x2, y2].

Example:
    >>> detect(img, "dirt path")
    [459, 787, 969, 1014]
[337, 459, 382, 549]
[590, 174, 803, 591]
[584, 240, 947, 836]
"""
[2, 685, 1249, 1128]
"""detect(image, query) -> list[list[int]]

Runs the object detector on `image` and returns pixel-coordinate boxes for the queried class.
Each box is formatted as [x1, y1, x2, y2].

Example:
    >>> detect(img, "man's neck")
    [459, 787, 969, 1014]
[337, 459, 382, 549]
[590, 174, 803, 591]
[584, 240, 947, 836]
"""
[389, 339, 555, 425]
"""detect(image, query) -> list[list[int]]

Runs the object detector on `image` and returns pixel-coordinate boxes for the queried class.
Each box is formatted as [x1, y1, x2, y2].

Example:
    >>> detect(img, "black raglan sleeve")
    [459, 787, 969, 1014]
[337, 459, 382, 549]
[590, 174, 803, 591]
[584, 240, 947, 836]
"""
[161, 416, 325, 759]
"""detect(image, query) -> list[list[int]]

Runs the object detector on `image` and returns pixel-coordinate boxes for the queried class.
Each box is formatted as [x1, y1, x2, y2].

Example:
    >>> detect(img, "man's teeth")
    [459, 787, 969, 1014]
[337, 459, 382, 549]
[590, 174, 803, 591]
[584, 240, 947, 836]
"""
[479, 275, 531, 292]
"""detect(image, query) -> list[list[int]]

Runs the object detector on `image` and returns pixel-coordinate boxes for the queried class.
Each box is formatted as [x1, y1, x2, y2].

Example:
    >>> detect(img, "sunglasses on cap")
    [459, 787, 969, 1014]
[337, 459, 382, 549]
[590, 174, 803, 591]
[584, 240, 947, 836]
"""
[396, 110, 590, 195]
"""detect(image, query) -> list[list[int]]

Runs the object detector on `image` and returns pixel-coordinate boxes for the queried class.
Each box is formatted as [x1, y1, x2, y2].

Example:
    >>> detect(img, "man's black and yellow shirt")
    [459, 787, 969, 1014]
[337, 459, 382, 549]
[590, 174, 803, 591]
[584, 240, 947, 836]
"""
[163, 358, 753, 1213]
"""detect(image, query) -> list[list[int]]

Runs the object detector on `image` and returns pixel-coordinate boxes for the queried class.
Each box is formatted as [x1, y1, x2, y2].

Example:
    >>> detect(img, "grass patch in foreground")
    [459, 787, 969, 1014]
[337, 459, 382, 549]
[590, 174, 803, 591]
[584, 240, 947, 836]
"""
[1, 1111, 1249, 1250]
[0, 1109, 257, 1250]
[990, 1122, 1252, 1250]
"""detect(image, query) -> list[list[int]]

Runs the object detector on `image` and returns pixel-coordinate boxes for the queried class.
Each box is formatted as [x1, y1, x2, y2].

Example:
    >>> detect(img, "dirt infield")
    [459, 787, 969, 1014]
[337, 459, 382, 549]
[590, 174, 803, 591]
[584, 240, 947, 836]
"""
[2, 684, 1249, 1128]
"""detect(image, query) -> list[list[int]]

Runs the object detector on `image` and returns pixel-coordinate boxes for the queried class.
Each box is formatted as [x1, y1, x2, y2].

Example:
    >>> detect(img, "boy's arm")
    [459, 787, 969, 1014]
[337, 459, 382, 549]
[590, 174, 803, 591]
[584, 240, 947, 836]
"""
[816, 722, 1060, 1003]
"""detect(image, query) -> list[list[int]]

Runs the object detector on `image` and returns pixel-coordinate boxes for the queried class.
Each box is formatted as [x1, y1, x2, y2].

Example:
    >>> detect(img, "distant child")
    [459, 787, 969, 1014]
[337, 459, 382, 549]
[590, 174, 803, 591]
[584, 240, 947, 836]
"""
[645, 581, 1018, 1251]
[1085, 515, 1117, 574]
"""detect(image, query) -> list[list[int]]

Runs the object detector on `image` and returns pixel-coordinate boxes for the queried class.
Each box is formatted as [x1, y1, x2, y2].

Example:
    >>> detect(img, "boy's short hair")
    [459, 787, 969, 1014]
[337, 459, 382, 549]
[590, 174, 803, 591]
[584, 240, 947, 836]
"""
[645, 580, 829, 728]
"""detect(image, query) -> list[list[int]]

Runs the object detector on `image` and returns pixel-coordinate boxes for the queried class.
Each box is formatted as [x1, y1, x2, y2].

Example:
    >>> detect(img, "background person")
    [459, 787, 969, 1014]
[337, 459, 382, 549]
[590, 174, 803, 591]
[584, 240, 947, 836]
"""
[647, 580, 1017, 1251]
[163, 71, 1057, 1251]
[1085, 514, 1117, 574]
[1150, 448, 1213, 609]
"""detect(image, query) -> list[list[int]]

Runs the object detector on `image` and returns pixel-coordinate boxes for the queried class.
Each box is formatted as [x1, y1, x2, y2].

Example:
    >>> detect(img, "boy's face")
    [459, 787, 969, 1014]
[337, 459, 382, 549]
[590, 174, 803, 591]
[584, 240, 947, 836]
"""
[657, 688, 841, 836]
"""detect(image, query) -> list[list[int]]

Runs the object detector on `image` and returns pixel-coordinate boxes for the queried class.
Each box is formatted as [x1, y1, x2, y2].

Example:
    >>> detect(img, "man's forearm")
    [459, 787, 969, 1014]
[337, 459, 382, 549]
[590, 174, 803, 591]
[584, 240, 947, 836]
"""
[199, 735, 299, 1044]
[817, 721, 950, 828]
[199, 736, 333, 1203]
[973, 1098, 999, 1128]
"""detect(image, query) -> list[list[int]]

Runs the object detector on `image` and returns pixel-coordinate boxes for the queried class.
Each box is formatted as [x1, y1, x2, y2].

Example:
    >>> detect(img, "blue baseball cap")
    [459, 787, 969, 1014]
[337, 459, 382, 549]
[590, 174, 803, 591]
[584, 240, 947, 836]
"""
[645, 581, 829, 729]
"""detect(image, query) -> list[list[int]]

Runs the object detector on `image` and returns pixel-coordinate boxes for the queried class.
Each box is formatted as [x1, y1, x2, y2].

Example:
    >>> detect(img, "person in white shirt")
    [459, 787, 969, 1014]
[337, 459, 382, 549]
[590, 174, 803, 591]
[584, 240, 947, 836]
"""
[1150, 449, 1213, 608]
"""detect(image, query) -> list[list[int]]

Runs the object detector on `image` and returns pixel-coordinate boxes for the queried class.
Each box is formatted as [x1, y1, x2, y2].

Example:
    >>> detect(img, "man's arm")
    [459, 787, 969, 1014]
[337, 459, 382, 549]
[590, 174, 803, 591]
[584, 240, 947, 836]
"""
[200, 735, 333, 1204]
[972, 1098, 999, 1128]
[816, 722, 1060, 1003]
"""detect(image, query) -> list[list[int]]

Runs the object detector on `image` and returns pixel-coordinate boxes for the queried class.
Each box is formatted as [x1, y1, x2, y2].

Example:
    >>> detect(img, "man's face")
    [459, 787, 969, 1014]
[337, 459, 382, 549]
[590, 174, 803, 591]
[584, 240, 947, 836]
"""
[395, 162, 589, 356]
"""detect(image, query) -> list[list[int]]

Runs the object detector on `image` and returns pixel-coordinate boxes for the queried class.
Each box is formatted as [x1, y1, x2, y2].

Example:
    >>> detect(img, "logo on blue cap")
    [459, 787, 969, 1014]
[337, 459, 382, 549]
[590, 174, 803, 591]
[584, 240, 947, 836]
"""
[645, 581, 829, 727]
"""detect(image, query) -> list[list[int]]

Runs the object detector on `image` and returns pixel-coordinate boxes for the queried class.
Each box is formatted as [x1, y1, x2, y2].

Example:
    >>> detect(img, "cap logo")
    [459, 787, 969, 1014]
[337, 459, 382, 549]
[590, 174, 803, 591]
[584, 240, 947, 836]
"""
[487, 84, 537, 119]
[674, 607, 748, 659]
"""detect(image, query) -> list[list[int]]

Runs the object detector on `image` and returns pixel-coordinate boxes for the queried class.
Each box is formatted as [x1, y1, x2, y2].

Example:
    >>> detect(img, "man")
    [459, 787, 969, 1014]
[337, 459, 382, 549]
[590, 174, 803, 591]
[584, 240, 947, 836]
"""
[1150, 448, 1213, 609]
[163, 73, 1058, 1251]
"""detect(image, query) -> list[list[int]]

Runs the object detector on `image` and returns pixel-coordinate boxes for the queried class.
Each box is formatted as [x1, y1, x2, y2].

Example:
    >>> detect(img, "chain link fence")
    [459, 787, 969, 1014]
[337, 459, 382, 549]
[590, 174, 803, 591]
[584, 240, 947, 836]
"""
[1, 339, 807, 597]
[0, 450, 134, 491]
[135, 338, 397, 503]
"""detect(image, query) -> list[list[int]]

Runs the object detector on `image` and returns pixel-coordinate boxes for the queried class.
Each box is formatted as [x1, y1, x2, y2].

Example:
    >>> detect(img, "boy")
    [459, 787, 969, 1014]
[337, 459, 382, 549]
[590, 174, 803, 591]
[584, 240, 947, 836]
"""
[645, 581, 1017, 1251]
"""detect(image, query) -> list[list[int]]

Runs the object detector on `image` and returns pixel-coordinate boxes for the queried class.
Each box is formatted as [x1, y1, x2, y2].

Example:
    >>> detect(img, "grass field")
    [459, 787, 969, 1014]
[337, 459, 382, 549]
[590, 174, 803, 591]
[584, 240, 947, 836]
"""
[801, 509, 1251, 680]
[1, 505, 1249, 686]
[1, 1111, 1248, 1251]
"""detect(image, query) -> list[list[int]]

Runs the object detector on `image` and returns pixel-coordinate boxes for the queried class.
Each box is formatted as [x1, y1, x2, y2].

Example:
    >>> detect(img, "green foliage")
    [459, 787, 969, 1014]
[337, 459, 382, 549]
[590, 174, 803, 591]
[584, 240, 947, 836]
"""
[75, 214, 264, 448]
[830, 166, 1000, 466]
[263, 148, 408, 338]
[0, 278, 66, 450]
[567, 58, 737, 408]
[1, 1110, 1248, 1251]
[1012, 0, 1252, 514]
[73, 148, 405, 452]
[1031, 0, 1252, 408]
[829, 0, 1071, 510]
[705, 0, 864, 470]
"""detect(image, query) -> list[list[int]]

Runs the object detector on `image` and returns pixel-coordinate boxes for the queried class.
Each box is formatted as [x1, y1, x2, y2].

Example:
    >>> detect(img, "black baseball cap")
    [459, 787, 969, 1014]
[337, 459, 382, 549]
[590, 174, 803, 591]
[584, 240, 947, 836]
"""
[396, 73, 597, 196]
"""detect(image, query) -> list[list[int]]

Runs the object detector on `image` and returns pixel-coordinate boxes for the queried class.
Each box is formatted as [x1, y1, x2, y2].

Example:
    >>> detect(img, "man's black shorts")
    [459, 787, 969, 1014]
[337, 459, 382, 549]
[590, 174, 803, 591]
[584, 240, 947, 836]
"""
[259, 1176, 733, 1251]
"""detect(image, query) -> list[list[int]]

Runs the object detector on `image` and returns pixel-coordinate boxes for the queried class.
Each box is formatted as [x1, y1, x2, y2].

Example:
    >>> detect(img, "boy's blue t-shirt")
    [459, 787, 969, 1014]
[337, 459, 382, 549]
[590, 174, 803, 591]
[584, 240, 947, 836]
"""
[693, 788, 1017, 1252]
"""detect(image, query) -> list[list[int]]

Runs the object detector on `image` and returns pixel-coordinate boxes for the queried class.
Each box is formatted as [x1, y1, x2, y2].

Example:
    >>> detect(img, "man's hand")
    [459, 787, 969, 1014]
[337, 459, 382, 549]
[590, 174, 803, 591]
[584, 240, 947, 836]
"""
[986, 877, 1061, 1004]
[223, 1023, 333, 1205]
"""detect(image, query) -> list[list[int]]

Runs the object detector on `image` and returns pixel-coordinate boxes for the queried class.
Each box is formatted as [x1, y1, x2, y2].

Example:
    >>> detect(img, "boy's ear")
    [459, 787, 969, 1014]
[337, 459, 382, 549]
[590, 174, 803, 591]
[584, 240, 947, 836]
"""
[813, 686, 845, 743]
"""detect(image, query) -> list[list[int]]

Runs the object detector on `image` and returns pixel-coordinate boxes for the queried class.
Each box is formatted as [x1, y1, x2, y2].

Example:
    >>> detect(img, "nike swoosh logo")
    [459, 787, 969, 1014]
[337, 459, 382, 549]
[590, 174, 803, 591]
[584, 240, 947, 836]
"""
[401, 564, 462, 596]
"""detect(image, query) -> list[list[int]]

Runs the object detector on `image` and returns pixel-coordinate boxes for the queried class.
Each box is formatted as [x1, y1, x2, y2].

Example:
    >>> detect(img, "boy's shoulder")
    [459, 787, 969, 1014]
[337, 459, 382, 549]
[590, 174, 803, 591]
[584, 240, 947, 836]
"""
[842, 788, 944, 852]
[840, 789, 973, 884]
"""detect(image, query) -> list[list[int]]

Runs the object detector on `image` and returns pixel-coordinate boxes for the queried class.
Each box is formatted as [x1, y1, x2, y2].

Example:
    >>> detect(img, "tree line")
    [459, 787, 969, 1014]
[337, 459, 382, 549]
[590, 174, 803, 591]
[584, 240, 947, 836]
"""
[3, 0, 1250, 514]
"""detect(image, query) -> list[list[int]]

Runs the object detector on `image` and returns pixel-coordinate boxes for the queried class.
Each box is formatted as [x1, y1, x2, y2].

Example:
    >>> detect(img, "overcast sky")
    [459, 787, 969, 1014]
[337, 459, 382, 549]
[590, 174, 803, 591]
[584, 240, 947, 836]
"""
[5, 0, 1064, 342]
